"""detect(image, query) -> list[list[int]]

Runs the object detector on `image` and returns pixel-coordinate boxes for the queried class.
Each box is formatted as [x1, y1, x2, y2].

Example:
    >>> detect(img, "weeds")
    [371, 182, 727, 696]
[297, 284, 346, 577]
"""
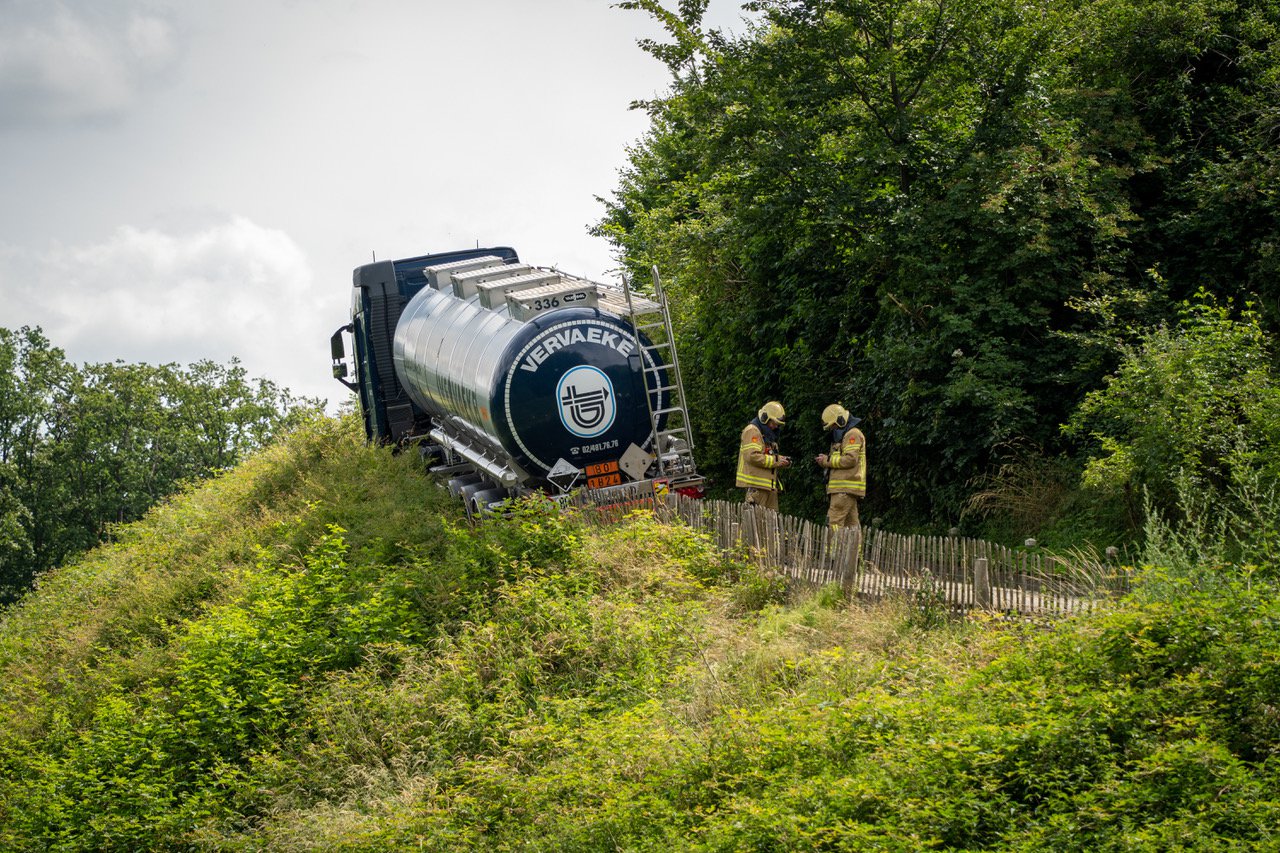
[963, 441, 1074, 534]
[2, 416, 1279, 849]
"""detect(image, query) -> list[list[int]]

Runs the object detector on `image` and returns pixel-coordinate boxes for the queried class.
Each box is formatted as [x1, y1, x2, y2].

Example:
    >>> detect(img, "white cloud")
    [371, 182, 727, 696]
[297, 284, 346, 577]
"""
[0, 0, 759, 413]
[125, 14, 175, 70]
[0, 217, 341, 406]
[0, 4, 176, 126]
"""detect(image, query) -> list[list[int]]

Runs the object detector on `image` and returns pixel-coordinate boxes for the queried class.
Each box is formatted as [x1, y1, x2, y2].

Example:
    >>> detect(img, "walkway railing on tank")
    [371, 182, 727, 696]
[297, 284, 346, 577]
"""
[570, 486, 1132, 617]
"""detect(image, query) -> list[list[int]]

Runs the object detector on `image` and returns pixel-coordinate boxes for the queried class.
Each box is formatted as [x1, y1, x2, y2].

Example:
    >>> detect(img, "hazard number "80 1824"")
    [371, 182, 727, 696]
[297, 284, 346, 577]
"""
[586, 459, 622, 488]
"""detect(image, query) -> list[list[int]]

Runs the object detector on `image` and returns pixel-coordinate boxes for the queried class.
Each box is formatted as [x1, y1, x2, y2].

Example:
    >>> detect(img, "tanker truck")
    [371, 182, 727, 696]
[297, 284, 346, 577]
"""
[330, 246, 702, 514]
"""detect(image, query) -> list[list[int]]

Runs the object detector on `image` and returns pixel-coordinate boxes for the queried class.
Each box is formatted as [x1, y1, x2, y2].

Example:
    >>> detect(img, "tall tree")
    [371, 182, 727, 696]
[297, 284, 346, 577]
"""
[603, 0, 1123, 519]
[1067, 0, 1280, 317]
[601, 0, 1280, 526]
[0, 327, 320, 604]
[0, 328, 72, 596]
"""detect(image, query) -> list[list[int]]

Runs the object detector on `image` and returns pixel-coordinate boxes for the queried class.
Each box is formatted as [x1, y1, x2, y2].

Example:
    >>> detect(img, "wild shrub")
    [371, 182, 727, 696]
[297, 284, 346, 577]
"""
[903, 571, 950, 630]
[475, 495, 585, 581]
[581, 508, 734, 594]
[5, 412, 1280, 849]
[727, 563, 789, 615]
[365, 575, 1280, 851]
[229, 527, 715, 850]
[1, 523, 466, 847]
[1067, 296, 1280, 541]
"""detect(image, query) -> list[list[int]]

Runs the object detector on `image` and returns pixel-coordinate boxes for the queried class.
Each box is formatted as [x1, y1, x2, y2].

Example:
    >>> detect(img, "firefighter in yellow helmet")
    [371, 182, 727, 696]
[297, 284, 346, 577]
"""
[814, 403, 866, 528]
[735, 400, 791, 511]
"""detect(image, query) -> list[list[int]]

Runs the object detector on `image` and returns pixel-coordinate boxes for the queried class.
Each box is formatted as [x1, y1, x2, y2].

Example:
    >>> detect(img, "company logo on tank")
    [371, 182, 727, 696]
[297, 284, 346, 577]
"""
[557, 366, 615, 438]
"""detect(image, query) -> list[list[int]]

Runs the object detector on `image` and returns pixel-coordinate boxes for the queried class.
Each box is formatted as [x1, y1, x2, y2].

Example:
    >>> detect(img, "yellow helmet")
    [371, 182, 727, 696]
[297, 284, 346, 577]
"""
[757, 400, 786, 425]
[821, 403, 851, 430]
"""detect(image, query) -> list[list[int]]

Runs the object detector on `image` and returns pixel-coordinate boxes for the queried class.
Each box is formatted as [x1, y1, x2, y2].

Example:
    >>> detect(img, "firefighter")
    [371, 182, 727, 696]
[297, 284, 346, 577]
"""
[736, 400, 791, 511]
[814, 403, 866, 528]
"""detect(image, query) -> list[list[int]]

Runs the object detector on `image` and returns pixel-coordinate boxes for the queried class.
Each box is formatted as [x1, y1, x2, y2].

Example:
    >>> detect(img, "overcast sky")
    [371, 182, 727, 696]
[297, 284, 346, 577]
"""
[0, 0, 752, 410]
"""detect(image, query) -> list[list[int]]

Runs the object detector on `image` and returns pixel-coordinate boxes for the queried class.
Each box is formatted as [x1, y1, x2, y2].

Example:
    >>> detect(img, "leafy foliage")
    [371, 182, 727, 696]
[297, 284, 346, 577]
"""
[0, 325, 319, 602]
[1, 0, 1279, 843]
[1066, 295, 1280, 546]
[0, 414, 1277, 848]
[598, 0, 1280, 530]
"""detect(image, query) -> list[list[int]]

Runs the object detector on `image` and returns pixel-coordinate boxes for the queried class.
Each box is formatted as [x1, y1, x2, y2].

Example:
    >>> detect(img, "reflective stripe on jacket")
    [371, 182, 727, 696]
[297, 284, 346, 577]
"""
[736, 422, 780, 491]
[825, 427, 866, 496]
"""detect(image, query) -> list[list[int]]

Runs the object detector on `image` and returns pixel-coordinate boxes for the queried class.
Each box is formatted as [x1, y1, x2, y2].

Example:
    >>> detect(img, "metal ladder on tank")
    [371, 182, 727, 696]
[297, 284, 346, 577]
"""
[622, 266, 700, 488]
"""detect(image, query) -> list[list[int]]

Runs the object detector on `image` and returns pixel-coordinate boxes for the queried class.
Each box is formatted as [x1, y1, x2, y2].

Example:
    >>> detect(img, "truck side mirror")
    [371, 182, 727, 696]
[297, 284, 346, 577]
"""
[330, 324, 358, 390]
[330, 326, 349, 360]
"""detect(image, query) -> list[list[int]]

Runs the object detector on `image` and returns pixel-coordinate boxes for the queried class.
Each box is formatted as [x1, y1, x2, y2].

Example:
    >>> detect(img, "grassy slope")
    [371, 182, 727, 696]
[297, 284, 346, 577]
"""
[1, 416, 1277, 851]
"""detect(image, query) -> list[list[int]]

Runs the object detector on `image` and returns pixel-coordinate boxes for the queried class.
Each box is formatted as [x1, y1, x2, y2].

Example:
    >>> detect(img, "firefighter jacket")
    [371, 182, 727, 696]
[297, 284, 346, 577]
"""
[823, 425, 866, 497]
[736, 420, 783, 491]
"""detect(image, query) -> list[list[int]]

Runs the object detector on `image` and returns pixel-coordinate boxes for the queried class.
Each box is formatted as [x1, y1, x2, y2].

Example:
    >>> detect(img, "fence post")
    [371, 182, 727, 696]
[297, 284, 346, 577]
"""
[840, 527, 856, 596]
[974, 557, 992, 610]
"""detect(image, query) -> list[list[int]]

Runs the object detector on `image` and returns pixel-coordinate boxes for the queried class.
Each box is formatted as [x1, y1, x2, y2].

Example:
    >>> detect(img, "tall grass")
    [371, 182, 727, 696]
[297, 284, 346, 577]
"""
[1, 416, 1278, 850]
[1137, 465, 1280, 602]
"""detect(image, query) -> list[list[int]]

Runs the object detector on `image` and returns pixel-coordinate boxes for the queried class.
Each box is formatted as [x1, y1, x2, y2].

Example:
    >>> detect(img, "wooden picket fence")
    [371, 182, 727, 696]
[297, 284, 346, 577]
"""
[574, 487, 1131, 617]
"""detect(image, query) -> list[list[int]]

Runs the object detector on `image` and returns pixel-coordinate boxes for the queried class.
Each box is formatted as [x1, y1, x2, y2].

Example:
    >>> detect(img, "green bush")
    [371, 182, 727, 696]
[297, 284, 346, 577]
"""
[727, 564, 790, 615]
[4, 415, 1280, 849]
[1066, 296, 1280, 543]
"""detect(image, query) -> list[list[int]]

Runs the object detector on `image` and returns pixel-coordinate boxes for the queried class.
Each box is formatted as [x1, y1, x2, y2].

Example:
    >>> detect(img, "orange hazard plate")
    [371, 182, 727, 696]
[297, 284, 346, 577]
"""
[585, 461, 619, 477]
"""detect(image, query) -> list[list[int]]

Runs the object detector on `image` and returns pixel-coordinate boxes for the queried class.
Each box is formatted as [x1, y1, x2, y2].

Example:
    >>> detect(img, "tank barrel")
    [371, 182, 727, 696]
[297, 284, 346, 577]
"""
[339, 245, 702, 501]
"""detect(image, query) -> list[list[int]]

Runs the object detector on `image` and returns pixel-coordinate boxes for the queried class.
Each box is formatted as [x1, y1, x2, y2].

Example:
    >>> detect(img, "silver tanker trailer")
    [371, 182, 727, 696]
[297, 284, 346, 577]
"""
[330, 246, 702, 514]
